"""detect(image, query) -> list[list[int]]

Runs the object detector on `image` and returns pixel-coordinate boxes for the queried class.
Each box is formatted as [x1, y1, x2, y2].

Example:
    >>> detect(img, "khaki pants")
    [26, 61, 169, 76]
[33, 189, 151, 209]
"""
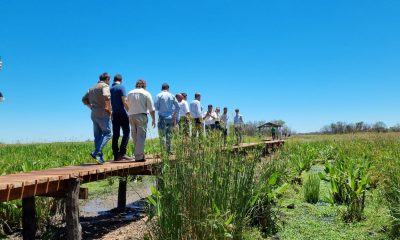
[129, 114, 148, 160]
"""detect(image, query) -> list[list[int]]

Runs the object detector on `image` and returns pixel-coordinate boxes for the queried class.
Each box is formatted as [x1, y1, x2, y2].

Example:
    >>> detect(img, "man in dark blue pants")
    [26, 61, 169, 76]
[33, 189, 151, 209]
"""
[110, 74, 131, 161]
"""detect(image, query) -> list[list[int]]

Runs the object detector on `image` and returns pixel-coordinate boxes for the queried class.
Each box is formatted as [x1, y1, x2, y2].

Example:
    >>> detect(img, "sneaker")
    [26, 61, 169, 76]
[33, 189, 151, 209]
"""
[91, 152, 105, 165]
[120, 154, 133, 161]
[96, 157, 105, 165]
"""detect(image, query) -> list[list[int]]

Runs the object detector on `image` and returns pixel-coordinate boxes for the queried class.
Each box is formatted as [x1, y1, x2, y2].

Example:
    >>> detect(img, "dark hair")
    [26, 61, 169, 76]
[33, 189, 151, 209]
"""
[114, 74, 122, 82]
[208, 104, 213, 108]
[136, 79, 146, 88]
[99, 72, 110, 81]
[235, 109, 239, 112]
[161, 83, 169, 90]
[194, 93, 201, 99]
[223, 107, 228, 110]
[181, 92, 187, 98]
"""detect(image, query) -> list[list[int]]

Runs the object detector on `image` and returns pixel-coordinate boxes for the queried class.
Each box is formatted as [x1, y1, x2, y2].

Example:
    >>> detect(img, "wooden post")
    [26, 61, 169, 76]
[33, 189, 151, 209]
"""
[66, 178, 82, 240]
[117, 177, 127, 212]
[22, 197, 36, 240]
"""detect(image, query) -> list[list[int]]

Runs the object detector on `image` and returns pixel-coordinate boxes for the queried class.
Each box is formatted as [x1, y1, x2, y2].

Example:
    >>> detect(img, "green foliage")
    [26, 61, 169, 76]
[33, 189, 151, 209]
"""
[285, 143, 318, 176]
[146, 131, 284, 239]
[303, 173, 320, 204]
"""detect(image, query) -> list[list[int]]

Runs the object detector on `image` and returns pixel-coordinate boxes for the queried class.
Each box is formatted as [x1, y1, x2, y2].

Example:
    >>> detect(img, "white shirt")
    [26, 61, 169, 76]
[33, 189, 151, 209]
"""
[190, 100, 202, 118]
[204, 111, 217, 126]
[178, 100, 189, 120]
[127, 88, 155, 115]
[221, 113, 229, 125]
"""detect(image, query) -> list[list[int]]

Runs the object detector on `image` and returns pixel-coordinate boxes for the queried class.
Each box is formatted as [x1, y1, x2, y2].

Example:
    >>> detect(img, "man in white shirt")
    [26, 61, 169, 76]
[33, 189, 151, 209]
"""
[203, 104, 217, 134]
[176, 93, 190, 137]
[233, 108, 244, 145]
[127, 79, 156, 162]
[190, 92, 204, 138]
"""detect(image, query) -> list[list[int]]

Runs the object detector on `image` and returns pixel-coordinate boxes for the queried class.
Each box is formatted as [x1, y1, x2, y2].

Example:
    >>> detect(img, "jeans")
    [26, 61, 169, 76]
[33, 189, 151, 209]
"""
[112, 113, 130, 158]
[129, 114, 148, 160]
[158, 117, 173, 153]
[91, 115, 112, 156]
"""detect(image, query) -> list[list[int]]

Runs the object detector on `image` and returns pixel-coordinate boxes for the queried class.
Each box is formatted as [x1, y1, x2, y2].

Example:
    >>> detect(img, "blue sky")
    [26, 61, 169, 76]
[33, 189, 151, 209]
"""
[0, 0, 399, 143]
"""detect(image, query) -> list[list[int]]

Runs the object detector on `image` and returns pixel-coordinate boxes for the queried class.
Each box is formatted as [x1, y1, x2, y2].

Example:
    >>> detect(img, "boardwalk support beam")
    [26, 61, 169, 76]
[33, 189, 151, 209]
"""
[66, 178, 82, 240]
[117, 177, 127, 212]
[22, 197, 36, 240]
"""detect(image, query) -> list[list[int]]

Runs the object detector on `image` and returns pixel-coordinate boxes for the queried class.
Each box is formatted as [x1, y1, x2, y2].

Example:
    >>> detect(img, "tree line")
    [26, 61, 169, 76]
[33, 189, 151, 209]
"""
[320, 121, 400, 134]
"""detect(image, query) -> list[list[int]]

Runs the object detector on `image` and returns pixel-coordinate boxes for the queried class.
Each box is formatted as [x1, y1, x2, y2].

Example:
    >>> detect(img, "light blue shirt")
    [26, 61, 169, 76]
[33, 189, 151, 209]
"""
[155, 91, 180, 119]
[234, 114, 244, 126]
[190, 99, 202, 118]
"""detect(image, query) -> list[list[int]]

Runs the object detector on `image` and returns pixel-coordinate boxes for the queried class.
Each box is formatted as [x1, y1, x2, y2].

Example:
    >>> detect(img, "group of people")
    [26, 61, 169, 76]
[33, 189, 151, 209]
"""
[82, 73, 245, 164]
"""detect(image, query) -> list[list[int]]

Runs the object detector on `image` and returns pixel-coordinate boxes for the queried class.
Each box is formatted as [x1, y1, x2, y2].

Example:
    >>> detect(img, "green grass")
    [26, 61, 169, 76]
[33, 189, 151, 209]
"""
[277, 165, 391, 240]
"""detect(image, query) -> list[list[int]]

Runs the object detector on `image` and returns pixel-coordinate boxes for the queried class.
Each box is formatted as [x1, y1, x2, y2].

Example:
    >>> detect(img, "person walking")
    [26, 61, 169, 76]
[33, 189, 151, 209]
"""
[233, 108, 244, 145]
[190, 92, 204, 138]
[155, 83, 180, 155]
[127, 79, 156, 162]
[176, 93, 190, 137]
[110, 74, 131, 161]
[271, 126, 276, 140]
[82, 72, 113, 164]
[214, 107, 222, 130]
[203, 104, 217, 134]
[221, 107, 229, 143]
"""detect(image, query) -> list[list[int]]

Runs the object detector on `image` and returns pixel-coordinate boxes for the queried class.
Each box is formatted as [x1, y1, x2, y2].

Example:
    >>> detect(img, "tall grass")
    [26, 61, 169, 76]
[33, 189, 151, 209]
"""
[303, 174, 320, 204]
[147, 131, 284, 239]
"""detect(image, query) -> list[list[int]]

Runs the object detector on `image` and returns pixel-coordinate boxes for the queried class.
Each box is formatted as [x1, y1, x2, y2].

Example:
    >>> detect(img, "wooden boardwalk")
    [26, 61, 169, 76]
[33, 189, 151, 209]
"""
[0, 140, 284, 240]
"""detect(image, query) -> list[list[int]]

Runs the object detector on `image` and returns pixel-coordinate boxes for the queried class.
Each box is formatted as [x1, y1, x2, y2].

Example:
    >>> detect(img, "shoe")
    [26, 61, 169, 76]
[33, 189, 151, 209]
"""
[91, 152, 105, 165]
[120, 154, 133, 161]
[96, 157, 105, 165]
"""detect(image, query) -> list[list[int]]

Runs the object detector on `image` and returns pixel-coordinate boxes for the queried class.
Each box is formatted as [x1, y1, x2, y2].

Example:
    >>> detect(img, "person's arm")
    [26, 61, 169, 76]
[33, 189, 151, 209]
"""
[102, 86, 112, 115]
[147, 93, 156, 128]
[82, 91, 91, 109]
[105, 99, 112, 115]
[150, 111, 156, 128]
[122, 96, 129, 111]
[154, 95, 160, 112]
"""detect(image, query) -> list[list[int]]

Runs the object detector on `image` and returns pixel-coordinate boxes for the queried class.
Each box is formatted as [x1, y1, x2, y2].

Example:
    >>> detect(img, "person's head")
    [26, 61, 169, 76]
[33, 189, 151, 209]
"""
[215, 107, 220, 113]
[181, 92, 187, 100]
[99, 72, 110, 84]
[208, 104, 213, 112]
[235, 108, 240, 115]
[161, 83, 169, 91]
[176, 93, 183, 102]
[136, 79, 147, 89]
[223, 107, 228, 114]
[194, 92, 201, 101]
[114, 74, 122, 83]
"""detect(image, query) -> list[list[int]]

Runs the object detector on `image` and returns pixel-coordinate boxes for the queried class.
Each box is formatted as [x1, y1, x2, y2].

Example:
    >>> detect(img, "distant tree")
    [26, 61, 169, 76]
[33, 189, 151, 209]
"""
[372, 121, 387, 133]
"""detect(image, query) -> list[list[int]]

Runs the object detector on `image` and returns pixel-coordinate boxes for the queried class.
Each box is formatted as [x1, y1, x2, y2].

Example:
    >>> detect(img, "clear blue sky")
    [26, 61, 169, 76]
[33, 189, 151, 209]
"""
[0, 0, 399, 143]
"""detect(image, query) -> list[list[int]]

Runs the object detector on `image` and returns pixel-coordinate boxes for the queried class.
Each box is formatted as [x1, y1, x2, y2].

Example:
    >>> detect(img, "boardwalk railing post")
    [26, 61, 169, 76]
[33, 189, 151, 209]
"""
[22, 197, 36, 240]
[117, 177, 127, 212]
[66, 178, 82, 240]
